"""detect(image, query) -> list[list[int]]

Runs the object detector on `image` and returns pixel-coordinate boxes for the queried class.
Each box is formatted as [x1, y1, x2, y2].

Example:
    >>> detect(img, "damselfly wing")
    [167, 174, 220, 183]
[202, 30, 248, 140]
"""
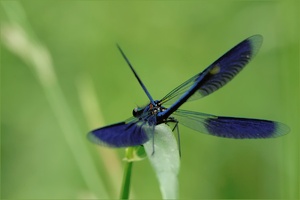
[88, 35, 289, 148]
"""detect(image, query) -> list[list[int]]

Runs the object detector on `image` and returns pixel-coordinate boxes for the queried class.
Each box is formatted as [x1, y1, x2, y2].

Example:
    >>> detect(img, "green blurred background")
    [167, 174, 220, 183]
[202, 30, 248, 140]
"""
[1, 1, 299, 199]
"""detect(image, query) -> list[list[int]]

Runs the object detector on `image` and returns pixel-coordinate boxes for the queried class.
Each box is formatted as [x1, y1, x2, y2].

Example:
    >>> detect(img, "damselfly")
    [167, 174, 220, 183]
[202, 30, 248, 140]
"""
[88, 35, 289, 152]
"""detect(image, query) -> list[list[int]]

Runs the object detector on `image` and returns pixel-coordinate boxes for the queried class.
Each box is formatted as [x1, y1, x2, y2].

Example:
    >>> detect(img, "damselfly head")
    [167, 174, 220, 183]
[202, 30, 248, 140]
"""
[133, 107, 144, 117]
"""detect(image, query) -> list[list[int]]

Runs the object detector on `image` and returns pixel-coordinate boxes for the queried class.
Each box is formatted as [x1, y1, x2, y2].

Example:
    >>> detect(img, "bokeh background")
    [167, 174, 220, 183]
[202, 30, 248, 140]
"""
[1, 1, 299, 199]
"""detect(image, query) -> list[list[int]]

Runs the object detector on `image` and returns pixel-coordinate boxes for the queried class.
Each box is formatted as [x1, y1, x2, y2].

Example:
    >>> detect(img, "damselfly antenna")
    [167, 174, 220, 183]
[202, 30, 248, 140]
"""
[116, 44, 155, 105]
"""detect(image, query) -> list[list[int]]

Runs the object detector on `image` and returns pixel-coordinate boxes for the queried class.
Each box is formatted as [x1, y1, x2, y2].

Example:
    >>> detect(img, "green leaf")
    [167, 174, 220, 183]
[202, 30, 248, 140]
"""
[143, 124, 180, 199]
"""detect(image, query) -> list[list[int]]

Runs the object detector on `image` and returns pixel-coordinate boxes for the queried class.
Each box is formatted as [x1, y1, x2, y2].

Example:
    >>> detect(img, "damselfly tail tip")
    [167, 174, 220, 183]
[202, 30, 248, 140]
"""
[116, 43, 122, 51]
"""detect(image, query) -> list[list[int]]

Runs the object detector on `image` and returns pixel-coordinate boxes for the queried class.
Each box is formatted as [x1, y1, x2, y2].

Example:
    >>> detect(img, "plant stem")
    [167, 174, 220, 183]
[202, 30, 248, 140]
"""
[120, 161, 133, 199]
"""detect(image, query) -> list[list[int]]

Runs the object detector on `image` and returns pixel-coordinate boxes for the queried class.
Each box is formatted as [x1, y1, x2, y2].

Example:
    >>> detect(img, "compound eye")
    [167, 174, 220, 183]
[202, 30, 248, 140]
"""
[133, 107, 144, 117]
[132, 107, 138, 117]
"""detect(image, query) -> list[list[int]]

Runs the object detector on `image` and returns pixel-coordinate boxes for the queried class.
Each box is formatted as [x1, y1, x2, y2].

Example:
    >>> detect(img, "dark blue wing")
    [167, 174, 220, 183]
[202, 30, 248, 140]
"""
[172, 109, 289, 138]
[160, 35, 263, 105]
[87, 117, 155, 147]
